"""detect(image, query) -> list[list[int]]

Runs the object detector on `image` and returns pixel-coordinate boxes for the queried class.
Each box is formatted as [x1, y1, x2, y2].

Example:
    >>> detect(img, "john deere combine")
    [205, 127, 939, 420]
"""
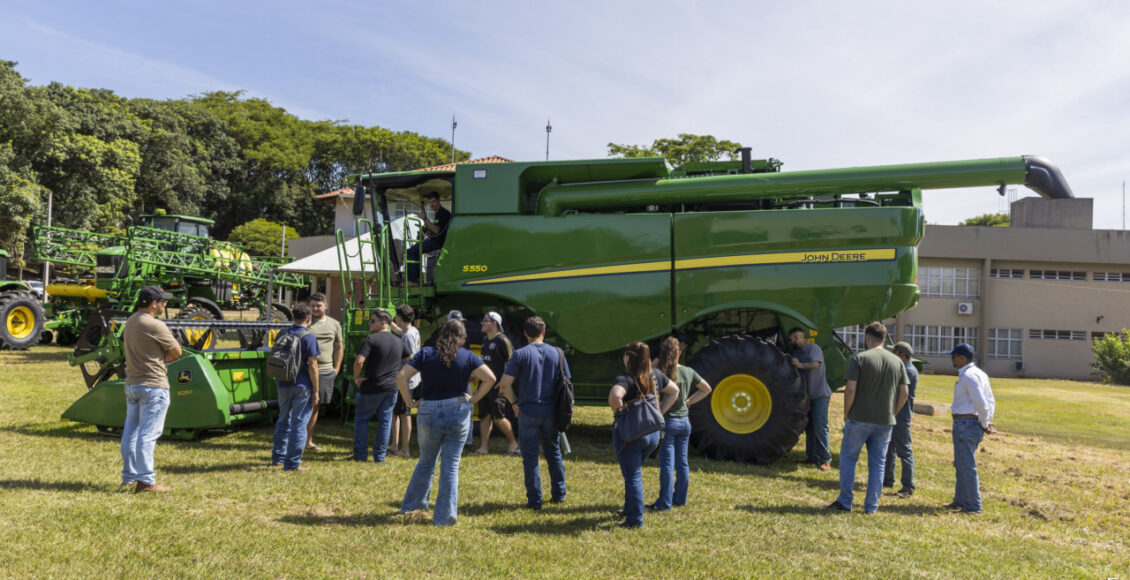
[338, 151, 1073, 463]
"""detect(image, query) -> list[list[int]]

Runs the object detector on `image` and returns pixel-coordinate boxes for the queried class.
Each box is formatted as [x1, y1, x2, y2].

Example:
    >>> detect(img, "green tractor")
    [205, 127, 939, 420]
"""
[0, 248, 46, 350]
[335, 151, 1073, 463]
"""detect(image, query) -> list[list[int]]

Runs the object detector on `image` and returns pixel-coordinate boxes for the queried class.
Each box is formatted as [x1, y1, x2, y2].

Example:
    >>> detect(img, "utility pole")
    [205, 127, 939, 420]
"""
[545, 119, 552, 161]
[451, 116, 457, 163]
[41, 190, 52, 301]
[1123, 180, 1125, 230]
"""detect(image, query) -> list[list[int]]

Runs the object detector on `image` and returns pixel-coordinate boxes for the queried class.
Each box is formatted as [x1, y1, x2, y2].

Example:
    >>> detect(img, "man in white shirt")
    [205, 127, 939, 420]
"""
[946, 343, 996, 514]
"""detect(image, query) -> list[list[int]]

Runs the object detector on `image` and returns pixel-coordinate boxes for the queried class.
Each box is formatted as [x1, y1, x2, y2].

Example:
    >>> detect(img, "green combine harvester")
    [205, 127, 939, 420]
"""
[40, 211, 309, 438]
[335, 151, 1073, 463]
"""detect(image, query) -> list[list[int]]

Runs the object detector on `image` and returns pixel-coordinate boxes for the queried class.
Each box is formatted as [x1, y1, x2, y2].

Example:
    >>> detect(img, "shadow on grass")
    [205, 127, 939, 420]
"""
[0, 478, 102, 492]
[736, 503, 942, 516]
[281, 501, 618, 533]
[0, 422, 110, 442]
[0, 349, 72, 364]
[162, 461, 264, 474]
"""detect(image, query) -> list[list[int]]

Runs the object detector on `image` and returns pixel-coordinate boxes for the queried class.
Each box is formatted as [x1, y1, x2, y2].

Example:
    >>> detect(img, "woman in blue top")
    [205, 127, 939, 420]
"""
[608, 341, 678, 528]
[396, 320, 495, 526]
[650, 336, 712, 510]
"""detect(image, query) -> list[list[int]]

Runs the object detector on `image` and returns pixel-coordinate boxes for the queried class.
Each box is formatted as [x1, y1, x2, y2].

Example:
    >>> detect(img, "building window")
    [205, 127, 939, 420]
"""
[919, 266, 980, 298]
[989, 268, 1024, 279]
[903, 325, 980, 356]
[1028, 329, 1086, 341]
[988, 328, 1023, 359]
[1029, 270, 1085, 281]
[1094, 272, 1130, 282]
[836, 323, 896, 352]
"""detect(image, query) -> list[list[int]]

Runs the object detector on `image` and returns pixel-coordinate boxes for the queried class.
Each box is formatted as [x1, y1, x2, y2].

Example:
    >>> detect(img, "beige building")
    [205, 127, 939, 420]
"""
[843, 197, 1130, 380]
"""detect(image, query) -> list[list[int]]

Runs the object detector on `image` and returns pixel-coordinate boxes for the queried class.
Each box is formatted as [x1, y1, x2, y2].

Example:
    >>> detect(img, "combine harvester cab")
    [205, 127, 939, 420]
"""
[341, 152, 1072, 463]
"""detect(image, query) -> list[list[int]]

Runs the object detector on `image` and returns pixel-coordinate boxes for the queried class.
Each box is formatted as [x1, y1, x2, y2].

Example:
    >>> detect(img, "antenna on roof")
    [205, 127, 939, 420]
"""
[545, 119, 552, 161]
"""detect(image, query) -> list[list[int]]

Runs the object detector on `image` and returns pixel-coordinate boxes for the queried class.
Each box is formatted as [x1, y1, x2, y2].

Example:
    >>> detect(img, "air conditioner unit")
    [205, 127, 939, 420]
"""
[957, 302, 974, 315]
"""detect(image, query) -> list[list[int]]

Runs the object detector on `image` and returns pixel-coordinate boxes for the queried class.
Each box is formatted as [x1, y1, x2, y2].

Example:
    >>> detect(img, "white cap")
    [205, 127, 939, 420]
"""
[485, 311, 503, 327]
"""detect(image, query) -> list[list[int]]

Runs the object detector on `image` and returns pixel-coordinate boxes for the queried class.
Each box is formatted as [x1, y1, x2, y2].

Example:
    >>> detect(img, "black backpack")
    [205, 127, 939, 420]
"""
[553, 347, 574, 432]
[266, 329, 311, 383]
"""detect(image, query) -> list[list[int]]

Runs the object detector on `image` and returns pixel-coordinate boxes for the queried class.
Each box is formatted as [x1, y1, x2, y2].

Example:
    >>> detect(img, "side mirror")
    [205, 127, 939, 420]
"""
[351, 181, 367, 216]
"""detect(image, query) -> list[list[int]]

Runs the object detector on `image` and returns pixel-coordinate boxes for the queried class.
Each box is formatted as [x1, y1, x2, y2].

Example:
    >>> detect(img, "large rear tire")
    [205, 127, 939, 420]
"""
[175, 304, 218, 349]
[0, 290, 46, 350]
[688, 336, 808, 464]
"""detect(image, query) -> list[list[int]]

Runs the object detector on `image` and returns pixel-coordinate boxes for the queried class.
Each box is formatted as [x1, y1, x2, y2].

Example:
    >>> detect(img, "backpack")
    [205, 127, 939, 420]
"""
[553, 347, 575, 432]
[266, 329, 311, 383]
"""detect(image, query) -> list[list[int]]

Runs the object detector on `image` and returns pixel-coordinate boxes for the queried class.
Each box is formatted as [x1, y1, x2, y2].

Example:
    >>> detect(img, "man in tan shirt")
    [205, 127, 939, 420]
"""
[121, 286, 181, 493]
[305, 292, 342, 451]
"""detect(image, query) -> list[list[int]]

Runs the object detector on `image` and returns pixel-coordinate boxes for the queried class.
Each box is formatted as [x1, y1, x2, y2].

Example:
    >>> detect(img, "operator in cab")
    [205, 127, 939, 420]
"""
[405, 191, 451, 286]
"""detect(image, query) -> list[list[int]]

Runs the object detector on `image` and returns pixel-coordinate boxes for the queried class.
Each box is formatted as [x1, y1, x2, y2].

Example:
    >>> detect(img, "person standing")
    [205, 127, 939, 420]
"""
[271, 304, 320, 471]
[827, 322, 908, 514]
[405, 191, 452, 286]
[305, 292, 342, 451]
[352, 310, 410, 463]
[498, 316, 570, 510]
[609, 342, 679, 528]
[946, 343, 996, 514]
[650, 337, 711, 511]
[121, 286, 181, 493]
[471, 311, 519, 456]
[397, 320, 495, 526]
[388, 304, 420, 457]
[884, 341, 918, 496]
[789, 327, 832, 471]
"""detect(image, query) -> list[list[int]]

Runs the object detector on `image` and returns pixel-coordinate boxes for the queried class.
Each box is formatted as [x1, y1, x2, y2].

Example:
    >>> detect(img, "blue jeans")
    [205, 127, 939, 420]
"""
[406, 237, 442, 283]
[518, 414, 566, 508]
[952, 417, 984, 512]
[401, 397, 472, 526]
[353, 391, 397, 462]
[654, 416, 691, 510]
[884, 397, 914, 491]
[805, 395, 831, 464]
[272, 385, 314, 470]
[121, 385, 170, 485]
[613, 426, 660, 527]
[836, 419, 893, 513]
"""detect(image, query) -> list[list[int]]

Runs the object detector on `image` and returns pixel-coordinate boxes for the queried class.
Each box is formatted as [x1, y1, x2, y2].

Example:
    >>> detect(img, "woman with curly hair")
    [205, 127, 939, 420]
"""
[609, 341, 678, 528]
[650, 336, 712, 511]
[397, 320, 495, 526]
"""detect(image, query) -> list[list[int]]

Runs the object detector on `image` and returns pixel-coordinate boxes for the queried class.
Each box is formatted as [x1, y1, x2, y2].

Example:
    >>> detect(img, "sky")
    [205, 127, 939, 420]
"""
[2, 0, 1129, 228]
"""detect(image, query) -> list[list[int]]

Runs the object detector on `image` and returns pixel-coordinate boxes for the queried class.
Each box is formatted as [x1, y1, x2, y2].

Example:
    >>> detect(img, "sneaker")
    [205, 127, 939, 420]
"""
[825, 501, 850, 512]
[817, 463, 831, 472]
[645, 503, 669, 512]
[895, 488, 914, 497]
[134, 482, 170, 493]
[617, 521, 643, 529]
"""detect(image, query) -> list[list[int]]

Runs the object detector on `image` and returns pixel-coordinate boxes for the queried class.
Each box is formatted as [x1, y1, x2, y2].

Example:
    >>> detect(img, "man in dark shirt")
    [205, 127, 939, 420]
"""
[828, 322, 908, 514]
[471, 312, 519, 455]
[499, 316, 571, 509]
[352, 309, 411, 463]
[405, 191, 452, 285]
[271, 304, 320, 471]
[883, 341, 919, 496]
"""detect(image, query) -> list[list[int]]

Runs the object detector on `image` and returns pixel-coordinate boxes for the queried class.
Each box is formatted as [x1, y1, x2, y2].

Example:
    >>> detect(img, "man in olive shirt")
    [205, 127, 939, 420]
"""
[121, 286, 182, 493]
[305, 292, 342, 451]
[828, 322, 908, 514]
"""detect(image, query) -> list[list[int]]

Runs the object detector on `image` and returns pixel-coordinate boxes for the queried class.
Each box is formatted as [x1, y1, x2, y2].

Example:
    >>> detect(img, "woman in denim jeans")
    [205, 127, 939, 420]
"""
[396, 320, 495, 526]
[609, 342, 678, 528]
[649, 337, 712, 511]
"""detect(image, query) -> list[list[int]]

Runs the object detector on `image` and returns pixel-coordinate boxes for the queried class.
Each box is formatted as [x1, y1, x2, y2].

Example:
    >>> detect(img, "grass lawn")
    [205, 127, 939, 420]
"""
[1, 347, 1127, 578]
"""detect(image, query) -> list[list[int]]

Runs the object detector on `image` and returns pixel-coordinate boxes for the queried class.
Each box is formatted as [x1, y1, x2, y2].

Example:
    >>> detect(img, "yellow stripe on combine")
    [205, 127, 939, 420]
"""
[463, 248, 896, 286]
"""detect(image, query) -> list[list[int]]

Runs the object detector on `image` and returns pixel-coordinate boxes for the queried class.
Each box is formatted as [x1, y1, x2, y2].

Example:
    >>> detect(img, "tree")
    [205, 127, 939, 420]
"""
[959, 212, 1010, 227]
[607, 133, 743, 166]
[0, 144, 45, 278]
[1092, 330, 1130, 386]
[228, 218, 299, 257]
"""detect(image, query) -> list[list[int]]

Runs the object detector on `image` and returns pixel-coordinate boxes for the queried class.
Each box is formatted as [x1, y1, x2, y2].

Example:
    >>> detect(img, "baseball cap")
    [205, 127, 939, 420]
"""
[138, 285, 173, 305]
[484, 311, 503, 327]
[889, 341, 913, 356]
[447, 310, 464, 321]
[947, 343, 975, 358]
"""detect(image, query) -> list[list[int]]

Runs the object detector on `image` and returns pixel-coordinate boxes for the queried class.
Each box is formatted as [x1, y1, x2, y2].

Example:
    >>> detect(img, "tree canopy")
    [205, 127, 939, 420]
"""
[607, 133, 743, 166]
[228, 218, 300, 257]
[959, 212, 1010, 227]
[0, 60, 468, 271]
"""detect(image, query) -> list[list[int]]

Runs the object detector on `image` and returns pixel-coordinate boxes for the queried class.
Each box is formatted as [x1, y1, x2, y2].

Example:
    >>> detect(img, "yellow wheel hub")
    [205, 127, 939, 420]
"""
[6, 306, 35, 340]
[711, 373, 772, 434]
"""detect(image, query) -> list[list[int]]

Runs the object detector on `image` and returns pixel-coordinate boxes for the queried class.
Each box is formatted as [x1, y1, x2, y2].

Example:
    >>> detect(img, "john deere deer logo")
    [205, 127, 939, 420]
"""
[176, 369, 192, 384]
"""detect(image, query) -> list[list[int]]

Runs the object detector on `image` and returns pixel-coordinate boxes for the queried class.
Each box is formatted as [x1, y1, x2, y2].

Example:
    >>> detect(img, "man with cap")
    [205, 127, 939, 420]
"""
[789, 327, 832, 471]
[121, 286, 181, 493]
[884, 341, 918, 496]
[471, 311, 519, 455]
[947, 342, 996, 514]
